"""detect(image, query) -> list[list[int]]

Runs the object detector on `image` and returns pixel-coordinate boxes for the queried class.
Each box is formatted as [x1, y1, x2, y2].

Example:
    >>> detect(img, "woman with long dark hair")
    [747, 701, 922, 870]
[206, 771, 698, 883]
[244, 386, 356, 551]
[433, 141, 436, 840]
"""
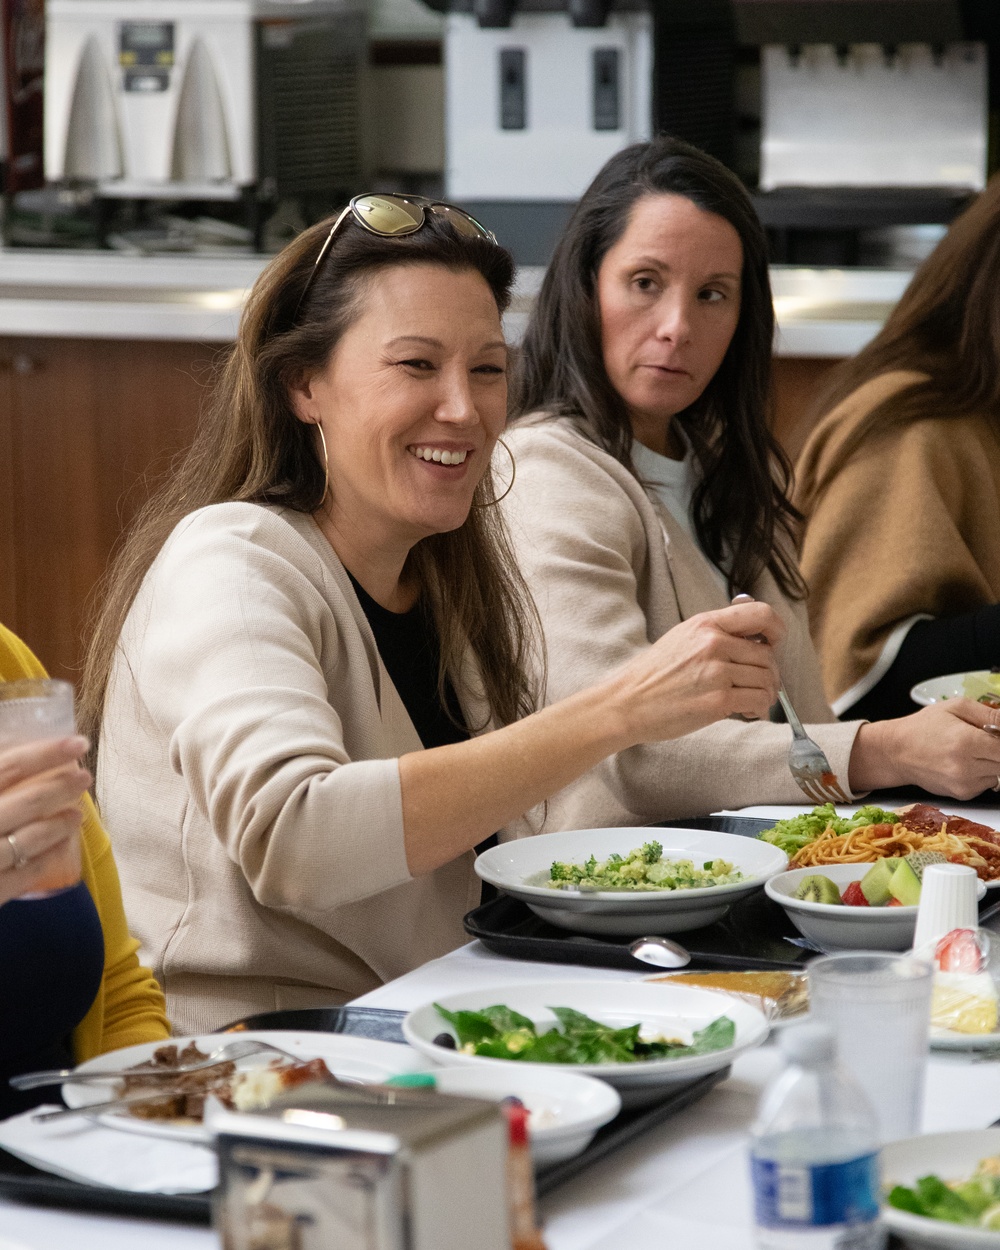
[505, 137, 1000, 827]
[796, 175, 1000, 720]
[83, 196, 783, 1032]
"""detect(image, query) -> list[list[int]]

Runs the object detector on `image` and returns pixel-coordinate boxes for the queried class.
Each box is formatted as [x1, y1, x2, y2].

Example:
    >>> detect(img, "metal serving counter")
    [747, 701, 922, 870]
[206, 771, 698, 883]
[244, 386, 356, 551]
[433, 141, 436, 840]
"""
[0, 249, 910, 354]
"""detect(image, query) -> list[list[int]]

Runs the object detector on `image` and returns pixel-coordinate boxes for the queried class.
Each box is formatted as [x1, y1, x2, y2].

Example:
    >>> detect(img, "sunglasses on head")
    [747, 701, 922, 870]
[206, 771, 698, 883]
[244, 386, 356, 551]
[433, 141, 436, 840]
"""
[294, 193, 498, 321]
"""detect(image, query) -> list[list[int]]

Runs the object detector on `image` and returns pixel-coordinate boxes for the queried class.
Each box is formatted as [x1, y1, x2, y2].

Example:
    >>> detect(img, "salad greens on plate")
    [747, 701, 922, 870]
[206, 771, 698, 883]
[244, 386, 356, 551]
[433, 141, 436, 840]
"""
[433, 1002, 736, 1064]
[888, 1155, 1000, 1230]
[758, 804, 898, 857]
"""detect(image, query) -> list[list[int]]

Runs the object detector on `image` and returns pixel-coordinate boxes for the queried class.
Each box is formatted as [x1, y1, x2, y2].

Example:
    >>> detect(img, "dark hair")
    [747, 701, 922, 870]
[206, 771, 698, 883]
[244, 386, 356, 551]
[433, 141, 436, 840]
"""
[512, 135, 804, 600]
[804, 173, 1000, 490]
[81, 211, 539, 744]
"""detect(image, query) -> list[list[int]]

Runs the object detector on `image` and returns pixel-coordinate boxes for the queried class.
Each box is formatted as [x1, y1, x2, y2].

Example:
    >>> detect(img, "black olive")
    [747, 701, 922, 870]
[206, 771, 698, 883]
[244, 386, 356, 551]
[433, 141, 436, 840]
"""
[433, 1032, 457, 1050]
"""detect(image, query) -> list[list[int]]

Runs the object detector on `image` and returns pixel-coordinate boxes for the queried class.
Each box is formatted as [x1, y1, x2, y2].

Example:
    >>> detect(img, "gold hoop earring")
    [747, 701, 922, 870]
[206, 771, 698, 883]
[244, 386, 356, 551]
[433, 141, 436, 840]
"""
[313, 422, 330, 505]
[473, 438, 516, 509]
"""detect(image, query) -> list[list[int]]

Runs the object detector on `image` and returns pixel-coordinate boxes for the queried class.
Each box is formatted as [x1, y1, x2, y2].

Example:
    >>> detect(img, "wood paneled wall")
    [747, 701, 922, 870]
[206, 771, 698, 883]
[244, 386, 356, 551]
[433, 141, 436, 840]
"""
[0, 337, 225, 682]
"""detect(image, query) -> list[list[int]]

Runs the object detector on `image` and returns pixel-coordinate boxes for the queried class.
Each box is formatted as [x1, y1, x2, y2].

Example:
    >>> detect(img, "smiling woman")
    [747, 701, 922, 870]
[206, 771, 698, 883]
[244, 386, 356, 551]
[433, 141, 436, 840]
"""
[77, 197, 784, 1032]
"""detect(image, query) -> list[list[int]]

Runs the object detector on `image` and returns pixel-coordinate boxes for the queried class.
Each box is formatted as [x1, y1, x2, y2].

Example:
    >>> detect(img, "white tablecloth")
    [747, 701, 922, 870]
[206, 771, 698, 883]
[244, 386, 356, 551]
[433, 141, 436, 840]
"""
[5, 798, 1000, 1249]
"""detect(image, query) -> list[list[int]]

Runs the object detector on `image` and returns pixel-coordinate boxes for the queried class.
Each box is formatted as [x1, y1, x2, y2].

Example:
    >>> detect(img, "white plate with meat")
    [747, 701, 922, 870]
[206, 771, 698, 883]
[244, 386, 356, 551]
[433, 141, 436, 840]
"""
[61, 1031, 429, 1144]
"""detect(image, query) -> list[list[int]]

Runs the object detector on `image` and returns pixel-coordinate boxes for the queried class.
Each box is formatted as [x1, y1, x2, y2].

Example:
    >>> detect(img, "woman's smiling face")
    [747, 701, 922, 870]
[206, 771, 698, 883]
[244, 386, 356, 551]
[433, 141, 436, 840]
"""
[596, 193, 743, 450]
[291, 262, 508, 557]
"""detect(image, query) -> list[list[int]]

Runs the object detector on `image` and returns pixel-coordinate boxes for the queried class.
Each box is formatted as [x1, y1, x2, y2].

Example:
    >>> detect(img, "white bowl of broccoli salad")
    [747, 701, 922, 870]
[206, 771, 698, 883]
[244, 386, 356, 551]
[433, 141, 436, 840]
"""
[475, 828, 788, 936]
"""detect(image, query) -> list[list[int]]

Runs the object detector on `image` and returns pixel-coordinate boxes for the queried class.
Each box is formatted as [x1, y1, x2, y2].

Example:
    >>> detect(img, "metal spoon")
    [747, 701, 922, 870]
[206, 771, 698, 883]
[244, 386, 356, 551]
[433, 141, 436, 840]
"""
[628, 935, 692, 969]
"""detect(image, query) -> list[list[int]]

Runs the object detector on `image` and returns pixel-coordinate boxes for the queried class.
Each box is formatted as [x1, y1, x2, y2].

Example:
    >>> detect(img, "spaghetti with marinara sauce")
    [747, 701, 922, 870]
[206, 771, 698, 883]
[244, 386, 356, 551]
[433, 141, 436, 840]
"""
[789, 821, 1000, 881]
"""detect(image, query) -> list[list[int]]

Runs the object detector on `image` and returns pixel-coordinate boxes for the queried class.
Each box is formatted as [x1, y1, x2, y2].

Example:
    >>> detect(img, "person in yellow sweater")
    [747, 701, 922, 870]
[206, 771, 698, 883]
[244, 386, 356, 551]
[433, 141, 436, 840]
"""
[0, 624, 169, 1118]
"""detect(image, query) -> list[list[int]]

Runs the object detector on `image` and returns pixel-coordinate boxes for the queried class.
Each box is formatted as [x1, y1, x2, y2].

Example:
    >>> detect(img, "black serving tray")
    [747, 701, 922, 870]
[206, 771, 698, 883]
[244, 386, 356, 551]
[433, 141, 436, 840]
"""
[466, 814, 814, 973]
[465, 813, 1000, 973]
[0, 1002, 731, 1222]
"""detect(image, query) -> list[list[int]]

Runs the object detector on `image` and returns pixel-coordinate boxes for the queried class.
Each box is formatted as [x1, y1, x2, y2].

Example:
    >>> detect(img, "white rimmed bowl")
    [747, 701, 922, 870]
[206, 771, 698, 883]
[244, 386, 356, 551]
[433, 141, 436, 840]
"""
[882, 1129, 1000, 1247]
[403, 980, 769, 1106]
[475, 827, 788, 936]
[765, 864, 987, 952]
[431, 1066, 621, 1166]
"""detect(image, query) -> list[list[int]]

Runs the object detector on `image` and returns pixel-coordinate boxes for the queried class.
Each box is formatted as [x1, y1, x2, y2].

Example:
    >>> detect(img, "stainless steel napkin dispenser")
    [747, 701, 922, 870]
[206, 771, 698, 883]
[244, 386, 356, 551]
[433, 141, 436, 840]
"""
[212, 1081, 511, 1250]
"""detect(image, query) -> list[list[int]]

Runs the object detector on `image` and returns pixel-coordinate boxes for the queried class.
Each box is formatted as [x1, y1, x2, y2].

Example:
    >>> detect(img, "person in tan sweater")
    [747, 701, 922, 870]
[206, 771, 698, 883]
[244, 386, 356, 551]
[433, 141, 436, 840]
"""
[796, 176, 1000, 720]
[81, 196, 784, 1032]
[505, 138, 1000, 829]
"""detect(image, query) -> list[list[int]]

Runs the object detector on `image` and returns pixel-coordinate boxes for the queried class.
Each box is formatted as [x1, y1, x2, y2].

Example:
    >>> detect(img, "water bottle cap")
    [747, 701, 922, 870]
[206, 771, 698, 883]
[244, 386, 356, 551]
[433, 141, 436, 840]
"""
[779, 1022, 836, 1065]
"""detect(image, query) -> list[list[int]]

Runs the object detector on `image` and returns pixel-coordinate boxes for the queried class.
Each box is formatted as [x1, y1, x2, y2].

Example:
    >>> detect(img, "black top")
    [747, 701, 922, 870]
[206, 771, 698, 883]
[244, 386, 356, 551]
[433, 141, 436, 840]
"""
[347, 573, 470, 750]
[0, 881, 105, 1119]
[842, 603, 1000, 721]
[347, 574, 498, 872]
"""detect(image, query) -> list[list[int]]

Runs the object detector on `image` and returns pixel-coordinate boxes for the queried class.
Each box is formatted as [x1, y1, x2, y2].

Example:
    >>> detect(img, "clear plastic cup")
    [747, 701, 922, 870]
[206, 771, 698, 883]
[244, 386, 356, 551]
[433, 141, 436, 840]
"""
[0, 678, 81, 896]
[808, 952, 933, 1144]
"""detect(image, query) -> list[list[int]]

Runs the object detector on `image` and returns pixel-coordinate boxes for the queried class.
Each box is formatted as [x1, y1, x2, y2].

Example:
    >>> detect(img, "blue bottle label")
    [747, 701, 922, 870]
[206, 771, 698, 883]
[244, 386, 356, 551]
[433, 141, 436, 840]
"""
[752, 1153, 880, 1227]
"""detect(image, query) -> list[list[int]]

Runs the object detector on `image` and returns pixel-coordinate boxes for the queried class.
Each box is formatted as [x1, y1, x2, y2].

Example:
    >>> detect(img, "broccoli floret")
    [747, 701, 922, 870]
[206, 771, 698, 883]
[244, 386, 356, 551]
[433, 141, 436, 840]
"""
[641, 841, 663, 864]
[549, 861, 574, 881]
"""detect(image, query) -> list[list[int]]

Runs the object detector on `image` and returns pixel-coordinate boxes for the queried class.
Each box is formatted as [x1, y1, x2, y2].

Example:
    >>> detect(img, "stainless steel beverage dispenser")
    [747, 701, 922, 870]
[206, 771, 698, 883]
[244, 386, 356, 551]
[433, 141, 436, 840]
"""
[440, 0, 652, 263]
[45, 0, 367, 209]
[733, 0, 994, 263]
[437, 0, 998, 266]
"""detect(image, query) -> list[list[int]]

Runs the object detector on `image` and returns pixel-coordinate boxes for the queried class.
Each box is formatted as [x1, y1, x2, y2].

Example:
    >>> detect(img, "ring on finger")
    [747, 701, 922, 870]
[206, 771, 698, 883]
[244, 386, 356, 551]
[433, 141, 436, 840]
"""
[994, 775, 1000, 793]
[6, 832, 28, 870]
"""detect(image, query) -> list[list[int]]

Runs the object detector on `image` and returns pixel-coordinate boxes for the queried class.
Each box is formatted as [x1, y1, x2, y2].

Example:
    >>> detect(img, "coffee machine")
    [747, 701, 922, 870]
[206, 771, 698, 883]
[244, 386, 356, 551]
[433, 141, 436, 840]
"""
[45, 0, 368, 243]
[441, 1, 652, 263]
[435, 0, 998, 266]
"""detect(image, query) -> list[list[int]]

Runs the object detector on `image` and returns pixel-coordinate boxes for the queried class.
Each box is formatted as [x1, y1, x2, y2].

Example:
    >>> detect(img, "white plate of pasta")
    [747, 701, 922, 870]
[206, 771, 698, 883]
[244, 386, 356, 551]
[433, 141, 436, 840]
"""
[758, 803, 1000, 886]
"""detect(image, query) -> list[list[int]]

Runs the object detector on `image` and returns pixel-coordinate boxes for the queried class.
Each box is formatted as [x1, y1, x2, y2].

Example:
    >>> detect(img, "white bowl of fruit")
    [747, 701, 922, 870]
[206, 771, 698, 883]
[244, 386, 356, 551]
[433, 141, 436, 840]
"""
[765, 854, 987, 952]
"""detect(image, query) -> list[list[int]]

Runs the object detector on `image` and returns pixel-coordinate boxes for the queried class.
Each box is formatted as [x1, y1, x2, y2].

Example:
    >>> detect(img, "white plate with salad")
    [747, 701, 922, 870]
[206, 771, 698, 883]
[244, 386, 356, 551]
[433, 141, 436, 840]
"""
[474, 827, 787, 936]
[911, 671, 1000, 708]
[403, 980, 770, 1104]
[882, 1129, 1000, 1246]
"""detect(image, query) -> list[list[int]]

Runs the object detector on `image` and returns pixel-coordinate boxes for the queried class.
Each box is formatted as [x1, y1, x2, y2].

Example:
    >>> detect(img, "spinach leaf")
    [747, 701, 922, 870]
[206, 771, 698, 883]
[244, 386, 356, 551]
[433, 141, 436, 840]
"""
[478, 1004, 536, 1034]
[886, 1186, 926, 1216]
[914, 1175, 978, 1225]
[432, 1004, 500, 1046]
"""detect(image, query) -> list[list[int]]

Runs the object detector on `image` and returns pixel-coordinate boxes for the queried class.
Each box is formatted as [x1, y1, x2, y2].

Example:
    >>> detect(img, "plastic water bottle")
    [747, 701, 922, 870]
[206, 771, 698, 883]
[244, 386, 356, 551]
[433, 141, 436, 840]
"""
[750, 1023, 885, 1250]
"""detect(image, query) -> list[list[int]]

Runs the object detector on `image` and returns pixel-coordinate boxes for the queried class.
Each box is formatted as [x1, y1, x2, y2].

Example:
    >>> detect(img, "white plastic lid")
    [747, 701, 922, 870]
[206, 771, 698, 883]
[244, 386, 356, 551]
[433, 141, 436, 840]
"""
[779, 1022, 836, 1065]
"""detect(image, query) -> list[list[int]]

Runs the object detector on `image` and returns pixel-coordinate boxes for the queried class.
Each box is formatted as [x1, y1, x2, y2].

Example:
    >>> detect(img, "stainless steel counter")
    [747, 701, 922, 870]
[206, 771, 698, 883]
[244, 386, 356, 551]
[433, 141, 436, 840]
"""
[0, 250, 910, 355]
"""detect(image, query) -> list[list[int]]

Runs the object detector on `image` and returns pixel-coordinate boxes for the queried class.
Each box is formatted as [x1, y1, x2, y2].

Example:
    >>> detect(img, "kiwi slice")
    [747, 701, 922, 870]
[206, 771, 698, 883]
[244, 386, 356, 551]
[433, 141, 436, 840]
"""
[793, 874, 843, 904]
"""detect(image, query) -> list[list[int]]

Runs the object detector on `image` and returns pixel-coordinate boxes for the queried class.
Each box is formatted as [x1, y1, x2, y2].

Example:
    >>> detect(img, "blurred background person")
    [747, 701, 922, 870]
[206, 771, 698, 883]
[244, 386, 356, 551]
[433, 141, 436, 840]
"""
[796, 175, 1000, 721]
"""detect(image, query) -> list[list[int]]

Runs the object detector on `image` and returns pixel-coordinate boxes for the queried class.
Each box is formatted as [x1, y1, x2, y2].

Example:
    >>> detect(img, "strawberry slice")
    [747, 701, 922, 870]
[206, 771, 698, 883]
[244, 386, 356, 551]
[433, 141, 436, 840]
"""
[935, 928, 983, 973]
[841, 881, 870, 907]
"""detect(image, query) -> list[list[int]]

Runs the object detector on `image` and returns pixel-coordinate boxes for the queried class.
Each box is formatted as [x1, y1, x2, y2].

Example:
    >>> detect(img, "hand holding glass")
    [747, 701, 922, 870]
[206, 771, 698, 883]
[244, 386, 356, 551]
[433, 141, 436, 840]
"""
[0, 679, 84, 898]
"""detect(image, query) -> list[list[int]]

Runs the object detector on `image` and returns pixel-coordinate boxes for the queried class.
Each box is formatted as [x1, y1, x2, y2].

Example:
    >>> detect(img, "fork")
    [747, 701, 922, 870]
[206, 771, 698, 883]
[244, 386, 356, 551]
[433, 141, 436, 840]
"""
[731, 594, 851, 806]
[13, 1038, 300, 1092]
[778, 690, 852, 806]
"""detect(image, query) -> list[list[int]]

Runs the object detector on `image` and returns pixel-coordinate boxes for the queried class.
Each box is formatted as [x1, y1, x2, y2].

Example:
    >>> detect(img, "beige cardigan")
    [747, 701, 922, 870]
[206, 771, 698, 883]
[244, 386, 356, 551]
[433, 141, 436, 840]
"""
[501, 417, 862, 826]
[796, 370, 1000, 710]
[98, 503, 488, 1034]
